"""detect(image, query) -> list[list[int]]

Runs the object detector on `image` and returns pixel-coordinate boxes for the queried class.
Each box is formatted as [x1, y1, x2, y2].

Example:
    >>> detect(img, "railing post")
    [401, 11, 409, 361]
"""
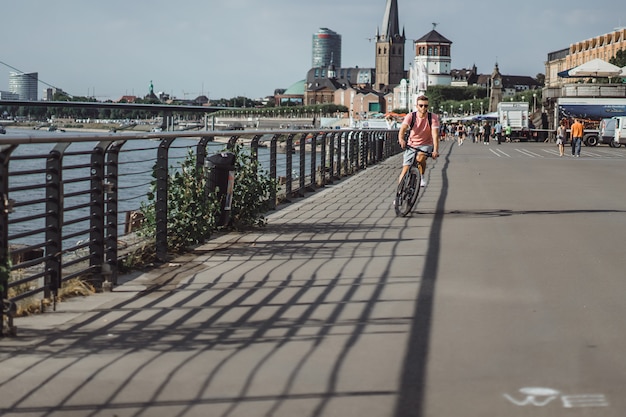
[269, 134, 279, 209]
[310, 132, 319, 189]
[156, 138, 175, 263]
[297, 132, 307, 196]
[0, 145, 17, 336]
[89, 141, 111, 289]
[250, 134, 262, 162]
[328, 132, 337, 182]
[103, 140, 125, 288]
[285, 133, 295, 199]
[45, 143, 69, 304]
[196, 137, 213, 172]
[319, 132, 328, 187]
[343, 131, 350, 175]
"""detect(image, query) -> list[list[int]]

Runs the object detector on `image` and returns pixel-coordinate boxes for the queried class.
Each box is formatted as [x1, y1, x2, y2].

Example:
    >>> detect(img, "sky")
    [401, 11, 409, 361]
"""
[1, 0, 624, 101]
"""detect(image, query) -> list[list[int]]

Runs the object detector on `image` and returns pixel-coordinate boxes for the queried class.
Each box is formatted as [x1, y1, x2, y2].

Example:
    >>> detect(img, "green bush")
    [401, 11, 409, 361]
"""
[140, 145, 277, 252]
[228, 143, 277, 230]
[141, 150, 219, 252]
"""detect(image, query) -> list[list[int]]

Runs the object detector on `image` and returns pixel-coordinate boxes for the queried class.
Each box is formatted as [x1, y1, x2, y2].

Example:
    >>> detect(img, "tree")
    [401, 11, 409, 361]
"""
[535, 73, 545, 86]
[609, 49, 626, 68]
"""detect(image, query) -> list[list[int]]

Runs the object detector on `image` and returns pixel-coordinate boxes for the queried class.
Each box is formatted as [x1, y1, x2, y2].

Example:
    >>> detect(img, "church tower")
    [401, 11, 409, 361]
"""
[375, 0, 405, 92]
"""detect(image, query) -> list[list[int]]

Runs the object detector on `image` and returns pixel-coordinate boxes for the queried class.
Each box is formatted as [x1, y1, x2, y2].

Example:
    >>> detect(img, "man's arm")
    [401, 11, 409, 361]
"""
[431, 125, 440, 158]
[398, 123, 408, 149]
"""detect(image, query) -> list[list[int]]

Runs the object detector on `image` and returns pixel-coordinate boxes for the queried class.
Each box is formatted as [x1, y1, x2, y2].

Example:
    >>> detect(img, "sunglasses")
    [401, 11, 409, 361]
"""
[417, 104, 429, 108]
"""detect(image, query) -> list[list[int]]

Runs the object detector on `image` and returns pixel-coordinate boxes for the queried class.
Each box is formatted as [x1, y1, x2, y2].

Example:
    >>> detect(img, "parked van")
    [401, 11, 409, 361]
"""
[614, 116, 626, 146]
[599, 117, 620, 147]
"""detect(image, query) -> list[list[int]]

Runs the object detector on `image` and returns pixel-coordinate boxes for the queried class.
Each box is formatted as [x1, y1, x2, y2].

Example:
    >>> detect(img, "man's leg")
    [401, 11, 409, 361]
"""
[398, 164, 409, 183]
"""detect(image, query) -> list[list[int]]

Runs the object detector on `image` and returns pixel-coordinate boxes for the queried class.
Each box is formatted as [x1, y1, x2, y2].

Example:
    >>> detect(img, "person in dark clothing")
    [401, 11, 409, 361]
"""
[483, 121, 491, 144]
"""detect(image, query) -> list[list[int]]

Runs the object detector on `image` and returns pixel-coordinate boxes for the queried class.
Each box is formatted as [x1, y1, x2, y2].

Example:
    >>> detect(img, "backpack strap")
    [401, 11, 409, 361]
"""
[409, 111, 432, 129]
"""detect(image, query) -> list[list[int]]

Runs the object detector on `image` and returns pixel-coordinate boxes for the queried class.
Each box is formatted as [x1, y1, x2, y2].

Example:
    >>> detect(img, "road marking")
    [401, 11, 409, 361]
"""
[561, 394, 610, 408]
[504, 387, 609, 408]
[489, 148, 510, 157]
[516, 149, 544, 157]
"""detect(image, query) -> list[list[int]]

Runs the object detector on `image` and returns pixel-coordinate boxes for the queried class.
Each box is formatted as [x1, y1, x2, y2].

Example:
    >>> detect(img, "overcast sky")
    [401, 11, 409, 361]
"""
[1, 0, 624, 101]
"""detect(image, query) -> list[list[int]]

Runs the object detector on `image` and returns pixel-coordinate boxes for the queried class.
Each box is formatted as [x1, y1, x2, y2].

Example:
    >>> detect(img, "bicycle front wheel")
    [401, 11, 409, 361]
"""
[394, 168, 421, 216]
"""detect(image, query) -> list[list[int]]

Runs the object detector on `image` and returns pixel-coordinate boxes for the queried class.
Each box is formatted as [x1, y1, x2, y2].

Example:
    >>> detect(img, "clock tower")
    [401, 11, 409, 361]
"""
[488, 63, 503, 112]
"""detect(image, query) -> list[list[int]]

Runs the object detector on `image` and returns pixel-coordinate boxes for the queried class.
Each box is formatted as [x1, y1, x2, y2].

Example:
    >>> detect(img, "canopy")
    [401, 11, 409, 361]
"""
[621, 66, 626, 77]
[567, 58, 622, 77]
[477, 112, 498, 120]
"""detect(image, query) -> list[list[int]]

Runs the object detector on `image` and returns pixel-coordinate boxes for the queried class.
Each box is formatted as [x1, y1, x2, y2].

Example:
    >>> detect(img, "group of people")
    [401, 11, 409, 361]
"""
[556, 118, 584, 157]
[439, 120, 512, 145]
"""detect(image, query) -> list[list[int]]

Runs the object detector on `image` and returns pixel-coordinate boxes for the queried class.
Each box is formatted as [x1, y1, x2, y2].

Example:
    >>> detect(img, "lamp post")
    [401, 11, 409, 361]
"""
[480, 102, 483, 114]
[470, 102, 473, 114]
[533, 93, 537, 113]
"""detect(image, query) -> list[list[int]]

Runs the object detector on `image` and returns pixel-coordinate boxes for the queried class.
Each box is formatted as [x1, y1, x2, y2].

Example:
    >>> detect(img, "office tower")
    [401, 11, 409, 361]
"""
[312, 28, 341, 69]
[9, 72, 38, 101]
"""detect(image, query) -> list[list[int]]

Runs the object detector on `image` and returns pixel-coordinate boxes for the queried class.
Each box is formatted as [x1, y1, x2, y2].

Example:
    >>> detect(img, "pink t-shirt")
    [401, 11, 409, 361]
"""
[402, 112, 440, 147]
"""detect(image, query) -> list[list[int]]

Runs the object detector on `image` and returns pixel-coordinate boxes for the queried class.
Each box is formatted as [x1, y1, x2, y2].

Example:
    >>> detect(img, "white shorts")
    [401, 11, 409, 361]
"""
[403, 145, 433, 166]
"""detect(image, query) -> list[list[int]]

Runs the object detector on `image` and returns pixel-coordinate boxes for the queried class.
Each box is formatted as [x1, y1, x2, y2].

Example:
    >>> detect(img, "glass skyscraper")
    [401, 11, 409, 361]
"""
[312, 28, 341, 69]
[9, 72, 38, 101]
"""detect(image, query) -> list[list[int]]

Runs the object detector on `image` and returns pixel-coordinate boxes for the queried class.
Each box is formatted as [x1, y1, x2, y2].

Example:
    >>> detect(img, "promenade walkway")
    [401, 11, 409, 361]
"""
[3, 139, 626, 417]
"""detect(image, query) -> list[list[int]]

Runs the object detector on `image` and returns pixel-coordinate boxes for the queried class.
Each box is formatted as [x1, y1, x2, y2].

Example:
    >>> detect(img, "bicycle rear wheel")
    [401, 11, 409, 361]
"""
[394, 168, 421, 216]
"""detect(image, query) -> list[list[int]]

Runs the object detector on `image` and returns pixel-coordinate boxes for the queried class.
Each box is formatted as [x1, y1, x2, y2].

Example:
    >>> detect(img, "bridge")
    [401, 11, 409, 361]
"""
[1, 138, 626, 416]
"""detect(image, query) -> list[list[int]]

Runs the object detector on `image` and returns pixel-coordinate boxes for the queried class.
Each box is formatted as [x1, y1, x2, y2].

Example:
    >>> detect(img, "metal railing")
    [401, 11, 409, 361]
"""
[0, 127, 400, 335]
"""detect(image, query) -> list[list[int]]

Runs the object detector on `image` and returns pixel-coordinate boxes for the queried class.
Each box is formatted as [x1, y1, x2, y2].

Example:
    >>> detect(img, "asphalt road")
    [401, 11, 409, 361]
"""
[1, 139, 625, 416]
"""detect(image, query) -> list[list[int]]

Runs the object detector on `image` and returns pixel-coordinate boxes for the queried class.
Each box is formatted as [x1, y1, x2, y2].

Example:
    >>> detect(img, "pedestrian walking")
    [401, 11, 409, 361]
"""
[483, 121, 491, 145]
[494, 120, 503, 145]
[556, 120, 566, 157]
[571, 118, 584, 157]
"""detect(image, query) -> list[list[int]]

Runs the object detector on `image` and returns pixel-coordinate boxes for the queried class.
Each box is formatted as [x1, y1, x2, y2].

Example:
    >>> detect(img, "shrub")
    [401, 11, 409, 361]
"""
[141, 150, 219, 252]
[140, 145, 277, 252]
[228, 143, 277, 230]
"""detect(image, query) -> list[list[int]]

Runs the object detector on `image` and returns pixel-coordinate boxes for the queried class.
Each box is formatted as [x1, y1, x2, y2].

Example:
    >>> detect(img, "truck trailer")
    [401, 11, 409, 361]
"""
[497, 102, 529, 139]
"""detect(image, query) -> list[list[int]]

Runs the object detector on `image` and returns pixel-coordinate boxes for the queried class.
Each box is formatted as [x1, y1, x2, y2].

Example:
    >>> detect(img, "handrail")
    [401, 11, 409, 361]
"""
[0, 126, 401, 335]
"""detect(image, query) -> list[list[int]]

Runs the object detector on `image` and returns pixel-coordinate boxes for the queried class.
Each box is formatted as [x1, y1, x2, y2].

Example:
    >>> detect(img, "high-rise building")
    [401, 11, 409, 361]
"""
[9, 72, 38, 101]
[312, 28, 341, 69]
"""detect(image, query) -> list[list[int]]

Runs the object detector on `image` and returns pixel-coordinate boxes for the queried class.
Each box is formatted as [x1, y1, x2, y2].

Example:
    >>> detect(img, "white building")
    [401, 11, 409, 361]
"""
[408, 27, 452, 105]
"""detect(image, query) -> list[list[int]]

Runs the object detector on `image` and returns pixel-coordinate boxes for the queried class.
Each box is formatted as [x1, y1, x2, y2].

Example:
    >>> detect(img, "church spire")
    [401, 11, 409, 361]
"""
[381, 0, 400, 40]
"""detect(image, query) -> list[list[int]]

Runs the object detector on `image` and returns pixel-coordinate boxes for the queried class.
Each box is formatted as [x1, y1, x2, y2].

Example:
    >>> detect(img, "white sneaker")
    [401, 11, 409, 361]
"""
[420, 178, 427, 187]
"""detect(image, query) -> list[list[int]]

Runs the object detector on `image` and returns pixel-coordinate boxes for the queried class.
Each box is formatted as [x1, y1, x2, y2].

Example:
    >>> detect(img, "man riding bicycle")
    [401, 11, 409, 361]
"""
[398, 95, 440, 187]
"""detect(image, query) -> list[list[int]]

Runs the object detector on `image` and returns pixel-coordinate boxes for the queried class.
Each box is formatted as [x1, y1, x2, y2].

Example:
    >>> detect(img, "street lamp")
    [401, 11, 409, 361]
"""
[470, 102, 473, 114]
[480, 102, 483, 114]
[533, 93, 537, 113]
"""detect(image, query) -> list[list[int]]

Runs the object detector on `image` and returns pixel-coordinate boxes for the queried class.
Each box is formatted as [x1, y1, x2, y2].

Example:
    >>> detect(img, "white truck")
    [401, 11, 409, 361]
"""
[497, 102, 529, 139]
[612, 116, 626, 145]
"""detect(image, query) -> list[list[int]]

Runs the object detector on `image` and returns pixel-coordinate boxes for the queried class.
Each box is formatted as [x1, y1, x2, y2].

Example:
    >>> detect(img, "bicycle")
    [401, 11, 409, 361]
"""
[394, 146, 432, 217]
